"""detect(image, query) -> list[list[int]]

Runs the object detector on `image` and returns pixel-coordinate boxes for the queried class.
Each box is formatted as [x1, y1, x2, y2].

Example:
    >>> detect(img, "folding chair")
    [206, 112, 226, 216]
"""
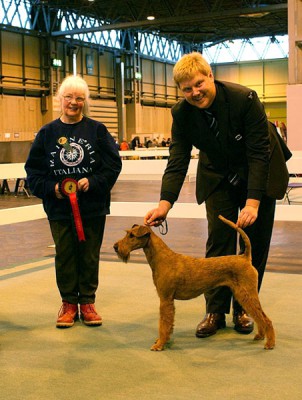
[284, 175, 302, 204]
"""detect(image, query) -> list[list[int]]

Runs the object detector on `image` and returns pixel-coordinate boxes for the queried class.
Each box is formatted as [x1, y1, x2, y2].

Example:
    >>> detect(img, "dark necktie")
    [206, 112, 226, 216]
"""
[203, 110, 220, 139]
[203, 110, 241, 187]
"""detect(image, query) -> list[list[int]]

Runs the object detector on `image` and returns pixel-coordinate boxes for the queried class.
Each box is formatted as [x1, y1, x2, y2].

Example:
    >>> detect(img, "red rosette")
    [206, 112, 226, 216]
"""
[60, 178, 78, 197]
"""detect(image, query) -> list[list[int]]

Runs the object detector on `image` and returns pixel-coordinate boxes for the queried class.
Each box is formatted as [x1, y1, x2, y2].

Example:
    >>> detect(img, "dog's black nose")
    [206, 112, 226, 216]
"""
[113, 243, 118, 252]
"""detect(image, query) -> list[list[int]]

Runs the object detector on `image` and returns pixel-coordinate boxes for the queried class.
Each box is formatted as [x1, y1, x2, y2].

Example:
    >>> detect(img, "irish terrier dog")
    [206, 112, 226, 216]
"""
[113, 215, 275, 351]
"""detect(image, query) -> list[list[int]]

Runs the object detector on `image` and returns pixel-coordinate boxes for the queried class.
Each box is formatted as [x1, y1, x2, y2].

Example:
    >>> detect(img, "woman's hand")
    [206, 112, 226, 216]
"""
[55, 183, 64, 199]
[78, 177, 89, 192]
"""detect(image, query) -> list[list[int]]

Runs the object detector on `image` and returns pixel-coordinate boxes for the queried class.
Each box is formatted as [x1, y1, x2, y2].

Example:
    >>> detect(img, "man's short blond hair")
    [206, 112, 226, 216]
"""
[173, 52, 213, 86]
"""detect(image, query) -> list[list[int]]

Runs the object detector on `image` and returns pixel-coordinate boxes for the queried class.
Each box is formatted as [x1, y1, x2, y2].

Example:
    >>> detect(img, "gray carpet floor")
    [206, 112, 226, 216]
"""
[1, 180, 302, 399]
[1, 258, 302, 400]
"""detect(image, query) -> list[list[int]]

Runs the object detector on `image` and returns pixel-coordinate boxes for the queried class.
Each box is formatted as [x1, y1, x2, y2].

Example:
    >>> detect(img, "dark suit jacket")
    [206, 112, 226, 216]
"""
[160, 80, 291, 205]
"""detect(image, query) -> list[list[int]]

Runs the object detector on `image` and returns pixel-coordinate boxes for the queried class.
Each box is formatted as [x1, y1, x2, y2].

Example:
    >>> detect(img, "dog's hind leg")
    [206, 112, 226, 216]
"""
[248, 299, 275, 350]
[151, 298, 175, 351]
[253, 309, 275, 350]
[232, 287, 275, 350]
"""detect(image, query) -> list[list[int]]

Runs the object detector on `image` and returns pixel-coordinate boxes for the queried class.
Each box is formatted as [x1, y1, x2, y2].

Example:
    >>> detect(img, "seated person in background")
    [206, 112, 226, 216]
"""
[145, 139, 152, 148]
[120, 138, 130, 151]
[131, 136, 140, 150]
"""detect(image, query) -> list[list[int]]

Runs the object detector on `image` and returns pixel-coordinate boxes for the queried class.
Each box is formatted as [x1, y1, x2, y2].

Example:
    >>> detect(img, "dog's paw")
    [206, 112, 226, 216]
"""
[253, 333, 264, 341]
[150, 339, 164, 351]
[264, 342, 275, 350]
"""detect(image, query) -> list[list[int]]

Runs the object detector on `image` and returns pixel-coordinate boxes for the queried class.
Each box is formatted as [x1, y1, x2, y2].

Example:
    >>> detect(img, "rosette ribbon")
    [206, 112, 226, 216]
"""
[60, 178, 86, 242]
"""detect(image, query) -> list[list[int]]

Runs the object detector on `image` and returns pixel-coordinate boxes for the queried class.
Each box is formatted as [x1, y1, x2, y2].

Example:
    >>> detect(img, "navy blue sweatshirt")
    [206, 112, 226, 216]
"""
[25, 117, 122, 221]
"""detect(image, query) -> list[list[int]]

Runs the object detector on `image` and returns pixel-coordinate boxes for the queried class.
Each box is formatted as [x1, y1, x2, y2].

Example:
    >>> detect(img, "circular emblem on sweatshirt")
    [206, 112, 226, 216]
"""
[60, 142, 84, 167]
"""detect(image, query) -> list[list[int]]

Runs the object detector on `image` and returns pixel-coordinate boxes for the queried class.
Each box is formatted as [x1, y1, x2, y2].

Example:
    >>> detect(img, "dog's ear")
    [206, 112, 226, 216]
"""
[132, 225, 151, 238]
[131, 224, 139, 228]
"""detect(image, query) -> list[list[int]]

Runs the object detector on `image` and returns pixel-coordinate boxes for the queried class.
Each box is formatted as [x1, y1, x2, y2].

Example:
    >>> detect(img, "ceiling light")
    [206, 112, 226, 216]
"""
[147, 16, 155, 21]
[240, 12, 270, 18]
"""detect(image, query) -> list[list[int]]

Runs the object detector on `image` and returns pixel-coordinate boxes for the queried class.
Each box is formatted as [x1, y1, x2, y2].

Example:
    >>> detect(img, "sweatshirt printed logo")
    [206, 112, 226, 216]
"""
[51, 136, 95, 176]
[60, 142, 84, 166]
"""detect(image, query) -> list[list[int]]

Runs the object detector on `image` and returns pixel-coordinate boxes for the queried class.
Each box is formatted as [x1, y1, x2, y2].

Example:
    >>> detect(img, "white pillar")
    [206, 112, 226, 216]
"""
[287, 0, 302, 150]
[73, 53, 77, 76]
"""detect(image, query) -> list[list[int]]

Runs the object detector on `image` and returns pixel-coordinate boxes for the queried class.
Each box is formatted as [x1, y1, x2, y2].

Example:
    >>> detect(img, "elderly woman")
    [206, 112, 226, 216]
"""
[25, 75, 122, 328]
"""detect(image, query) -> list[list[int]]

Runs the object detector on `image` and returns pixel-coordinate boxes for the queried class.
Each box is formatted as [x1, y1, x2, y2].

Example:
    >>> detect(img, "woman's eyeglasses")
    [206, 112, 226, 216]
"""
[63, 95, 85, 103]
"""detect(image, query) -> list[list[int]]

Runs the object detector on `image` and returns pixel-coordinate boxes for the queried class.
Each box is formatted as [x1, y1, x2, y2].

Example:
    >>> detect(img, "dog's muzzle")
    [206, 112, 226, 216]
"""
[113, 242, 130, 263]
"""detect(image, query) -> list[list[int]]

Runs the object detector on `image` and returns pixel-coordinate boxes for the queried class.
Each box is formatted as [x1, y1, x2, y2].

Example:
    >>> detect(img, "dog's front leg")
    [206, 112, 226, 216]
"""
[151, 298, 175, 351]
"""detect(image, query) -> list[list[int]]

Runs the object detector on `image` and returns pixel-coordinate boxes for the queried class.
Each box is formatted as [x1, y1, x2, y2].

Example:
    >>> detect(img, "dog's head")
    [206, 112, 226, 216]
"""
[113, 224, 152, 263]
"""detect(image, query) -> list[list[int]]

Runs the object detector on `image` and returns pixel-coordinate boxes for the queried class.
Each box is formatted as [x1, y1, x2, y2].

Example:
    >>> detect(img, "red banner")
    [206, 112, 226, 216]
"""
[60, 178, 86, 242]
[69, 192, 86, 241]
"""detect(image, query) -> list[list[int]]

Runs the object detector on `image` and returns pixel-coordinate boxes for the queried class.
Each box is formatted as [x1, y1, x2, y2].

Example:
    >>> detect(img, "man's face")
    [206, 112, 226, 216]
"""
[178, 72, 216, 109]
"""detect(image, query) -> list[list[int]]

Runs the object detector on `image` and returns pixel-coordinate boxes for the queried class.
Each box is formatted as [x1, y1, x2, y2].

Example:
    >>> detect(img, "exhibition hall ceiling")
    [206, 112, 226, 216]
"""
[45, 0, 288, 46]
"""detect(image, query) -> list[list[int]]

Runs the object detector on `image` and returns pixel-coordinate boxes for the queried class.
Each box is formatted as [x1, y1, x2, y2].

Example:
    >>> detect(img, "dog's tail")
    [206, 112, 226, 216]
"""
[218, 215, 252, 261]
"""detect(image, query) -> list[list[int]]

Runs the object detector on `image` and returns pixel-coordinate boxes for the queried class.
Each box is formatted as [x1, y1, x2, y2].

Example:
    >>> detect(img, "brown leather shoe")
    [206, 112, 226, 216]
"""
[195, 313, 226, 338]
[233, 311, 254, 334]
[80, 304, 102, 326]
[56, 302, 78, 328]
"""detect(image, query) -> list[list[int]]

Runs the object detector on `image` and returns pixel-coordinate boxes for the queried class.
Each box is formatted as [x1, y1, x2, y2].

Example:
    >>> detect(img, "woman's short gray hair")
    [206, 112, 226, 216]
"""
[57, 75, 90, 115]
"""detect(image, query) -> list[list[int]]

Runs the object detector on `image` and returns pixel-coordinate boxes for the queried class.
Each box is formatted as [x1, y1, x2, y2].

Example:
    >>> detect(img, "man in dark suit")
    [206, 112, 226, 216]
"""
[144, 52, 290, 338]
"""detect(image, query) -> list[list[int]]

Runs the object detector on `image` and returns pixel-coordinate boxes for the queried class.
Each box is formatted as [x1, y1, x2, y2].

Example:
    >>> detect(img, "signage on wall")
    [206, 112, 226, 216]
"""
[86, 54, 94, 75]
[52, 58, 62, 68]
